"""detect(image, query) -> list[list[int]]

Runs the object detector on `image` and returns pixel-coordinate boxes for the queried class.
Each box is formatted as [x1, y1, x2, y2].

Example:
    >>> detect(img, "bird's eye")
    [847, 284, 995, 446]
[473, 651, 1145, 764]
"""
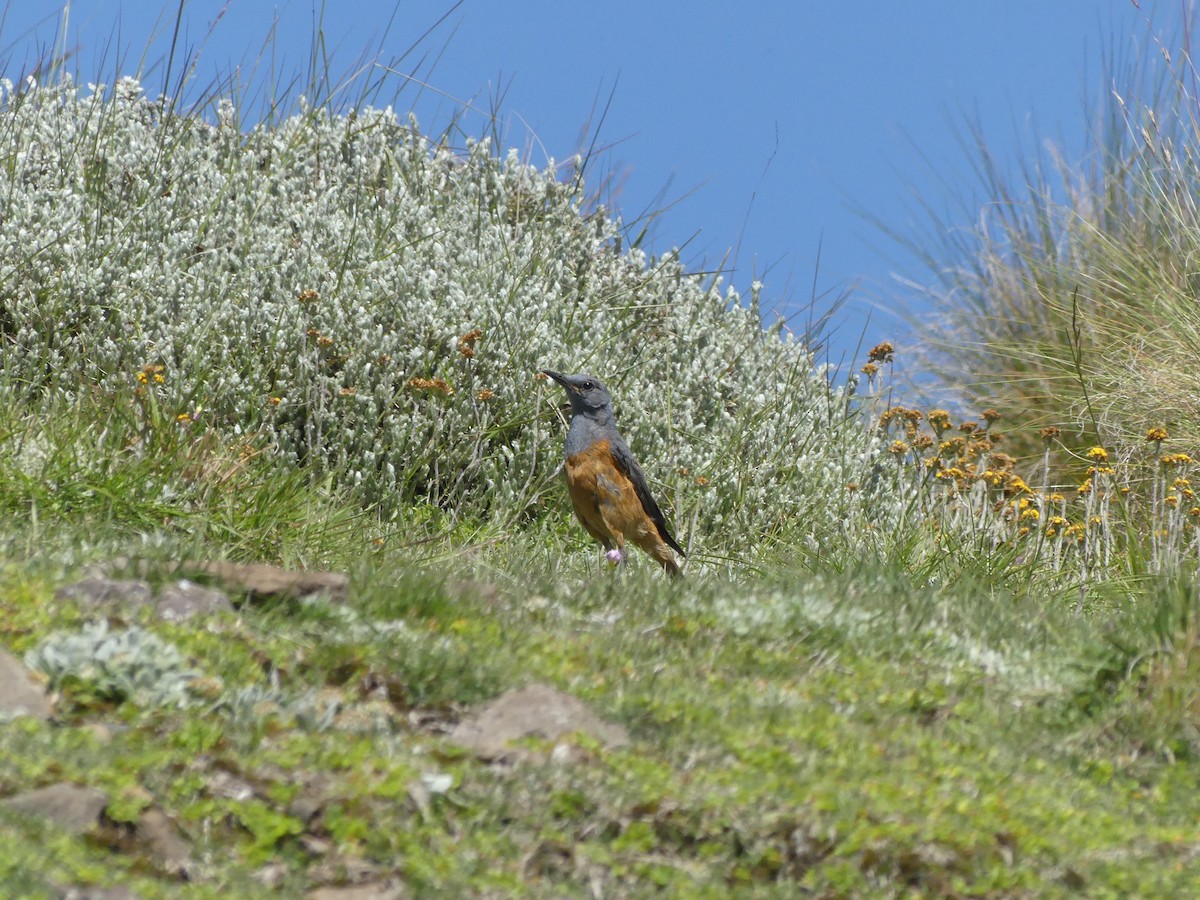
[582, 381, 594, 390]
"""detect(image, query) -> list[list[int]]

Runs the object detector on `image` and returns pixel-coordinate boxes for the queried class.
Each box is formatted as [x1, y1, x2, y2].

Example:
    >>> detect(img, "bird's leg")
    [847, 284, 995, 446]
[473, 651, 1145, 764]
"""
[602, 537, 627, 571]
[612, 541, 628, 572]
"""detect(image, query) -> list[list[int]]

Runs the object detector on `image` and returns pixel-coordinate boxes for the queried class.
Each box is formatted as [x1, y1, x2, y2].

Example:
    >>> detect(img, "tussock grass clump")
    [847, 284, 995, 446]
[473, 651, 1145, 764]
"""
[0, 74, 884, 560]
[896, 17, 1200, 463]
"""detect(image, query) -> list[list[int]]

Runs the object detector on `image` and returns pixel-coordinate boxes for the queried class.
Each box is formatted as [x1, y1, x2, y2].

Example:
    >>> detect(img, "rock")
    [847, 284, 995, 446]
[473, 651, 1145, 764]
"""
[204, 769, 257, 802]
[191, 562, 349, 604]
[155, 580, 233, 622]
[54, 577, 153, 611]
[56, 886, 142, 900]
[286, 774, 338, 825]
[134, 807, 192, 875]
[306, 881, 407, 900]
[2, 783, 109, 834]
[72, 560, 350, 604]
[252, 862, 289, 890]
[0, 648, 52, 720]
[448, 683, 629, 761]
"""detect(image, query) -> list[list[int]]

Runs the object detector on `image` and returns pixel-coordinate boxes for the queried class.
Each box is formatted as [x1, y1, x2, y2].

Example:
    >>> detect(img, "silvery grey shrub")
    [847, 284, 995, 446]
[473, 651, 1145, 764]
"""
[25, 620, 198, 708]
[0, 75, 888, 553]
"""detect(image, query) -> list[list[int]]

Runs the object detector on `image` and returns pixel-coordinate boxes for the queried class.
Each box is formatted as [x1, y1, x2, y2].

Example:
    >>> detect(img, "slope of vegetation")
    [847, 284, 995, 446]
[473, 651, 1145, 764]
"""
[4, 9, 1200, 898]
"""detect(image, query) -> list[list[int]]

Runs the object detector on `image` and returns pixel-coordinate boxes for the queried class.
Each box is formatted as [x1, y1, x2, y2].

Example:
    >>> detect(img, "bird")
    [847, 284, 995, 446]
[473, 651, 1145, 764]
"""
[543, 370, 686, 576]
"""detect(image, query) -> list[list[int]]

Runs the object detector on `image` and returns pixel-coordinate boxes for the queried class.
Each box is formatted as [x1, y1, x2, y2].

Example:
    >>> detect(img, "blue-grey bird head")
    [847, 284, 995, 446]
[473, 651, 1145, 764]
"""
[542, 370, 614, 422]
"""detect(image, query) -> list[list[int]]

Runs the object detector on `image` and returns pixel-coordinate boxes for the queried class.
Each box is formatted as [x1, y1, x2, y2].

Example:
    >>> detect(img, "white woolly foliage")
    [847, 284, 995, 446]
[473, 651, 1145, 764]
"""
[25, 620, 199, 708]
[0, 77, 892, 544]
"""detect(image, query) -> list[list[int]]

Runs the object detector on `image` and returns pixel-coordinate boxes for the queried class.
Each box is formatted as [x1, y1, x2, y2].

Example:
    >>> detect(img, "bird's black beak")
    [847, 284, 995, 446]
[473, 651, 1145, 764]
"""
[542, 370, 568, 388]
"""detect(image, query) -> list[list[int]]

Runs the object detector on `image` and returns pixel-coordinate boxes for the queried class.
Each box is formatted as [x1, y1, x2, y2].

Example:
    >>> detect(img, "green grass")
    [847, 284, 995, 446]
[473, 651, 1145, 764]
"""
[5, 547, 1200, 896]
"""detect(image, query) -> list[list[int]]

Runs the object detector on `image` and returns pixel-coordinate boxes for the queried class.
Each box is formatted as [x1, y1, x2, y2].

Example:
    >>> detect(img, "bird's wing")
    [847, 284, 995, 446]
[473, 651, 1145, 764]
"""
[609, 436, 687, 557]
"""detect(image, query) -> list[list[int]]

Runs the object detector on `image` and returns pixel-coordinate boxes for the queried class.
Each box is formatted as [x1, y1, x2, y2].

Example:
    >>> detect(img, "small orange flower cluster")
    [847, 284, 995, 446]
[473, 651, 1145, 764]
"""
[305, 328, 334, 348]
[877, 403, 1020, 495]
[458, 328, 483, 359]
[1161, 452, 1194, 467]
[867, 341, 895, 364]
[407, 377, 454, 396]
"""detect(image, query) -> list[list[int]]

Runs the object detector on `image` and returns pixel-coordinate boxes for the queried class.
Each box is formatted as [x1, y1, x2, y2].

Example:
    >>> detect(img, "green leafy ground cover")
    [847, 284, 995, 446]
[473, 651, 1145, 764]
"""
[5, 551, 1200, 898]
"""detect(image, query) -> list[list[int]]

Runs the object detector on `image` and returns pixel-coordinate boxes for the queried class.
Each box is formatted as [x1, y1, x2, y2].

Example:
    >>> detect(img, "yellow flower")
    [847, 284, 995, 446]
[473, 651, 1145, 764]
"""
[1146, 427, 1168, 442]
[1020, 508, 1040, 521]
[1047, 515, 1069, 528]
[1086, 446, 1108, 462]
[1006, 476, 1032, 494]
[860, 362, 879, 378]
[888, 440, 910, 456]
[927, 409, 952, 431]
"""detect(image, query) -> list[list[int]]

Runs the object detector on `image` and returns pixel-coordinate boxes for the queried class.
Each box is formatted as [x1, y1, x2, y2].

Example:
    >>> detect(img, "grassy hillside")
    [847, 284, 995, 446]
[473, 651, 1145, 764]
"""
[5, 20, 1200, 900]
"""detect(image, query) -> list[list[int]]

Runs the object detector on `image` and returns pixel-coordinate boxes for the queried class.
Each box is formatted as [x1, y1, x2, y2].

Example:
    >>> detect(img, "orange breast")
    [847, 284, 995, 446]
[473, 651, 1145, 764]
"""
[564, 439, 657, 545]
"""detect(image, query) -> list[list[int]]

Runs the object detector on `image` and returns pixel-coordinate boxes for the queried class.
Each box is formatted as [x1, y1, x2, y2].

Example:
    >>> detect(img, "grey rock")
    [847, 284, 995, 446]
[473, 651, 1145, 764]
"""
[134, 807, 192, 875]
[306, 881, 407, 900]
[56, 886, 142, 900]
[54, 577, 153, 611]
[2, 783, 109, 834]
[192, 561, 349, 604]
[155, 579, 233, 622]
[77, 560, 350, 604]
[0, 648, 52, 720]
[448, 683, 629, 760]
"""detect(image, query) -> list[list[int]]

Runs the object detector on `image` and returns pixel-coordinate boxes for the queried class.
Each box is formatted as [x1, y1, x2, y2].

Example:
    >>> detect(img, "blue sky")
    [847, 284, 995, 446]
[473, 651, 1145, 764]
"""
[0, 1, 1168, 370]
